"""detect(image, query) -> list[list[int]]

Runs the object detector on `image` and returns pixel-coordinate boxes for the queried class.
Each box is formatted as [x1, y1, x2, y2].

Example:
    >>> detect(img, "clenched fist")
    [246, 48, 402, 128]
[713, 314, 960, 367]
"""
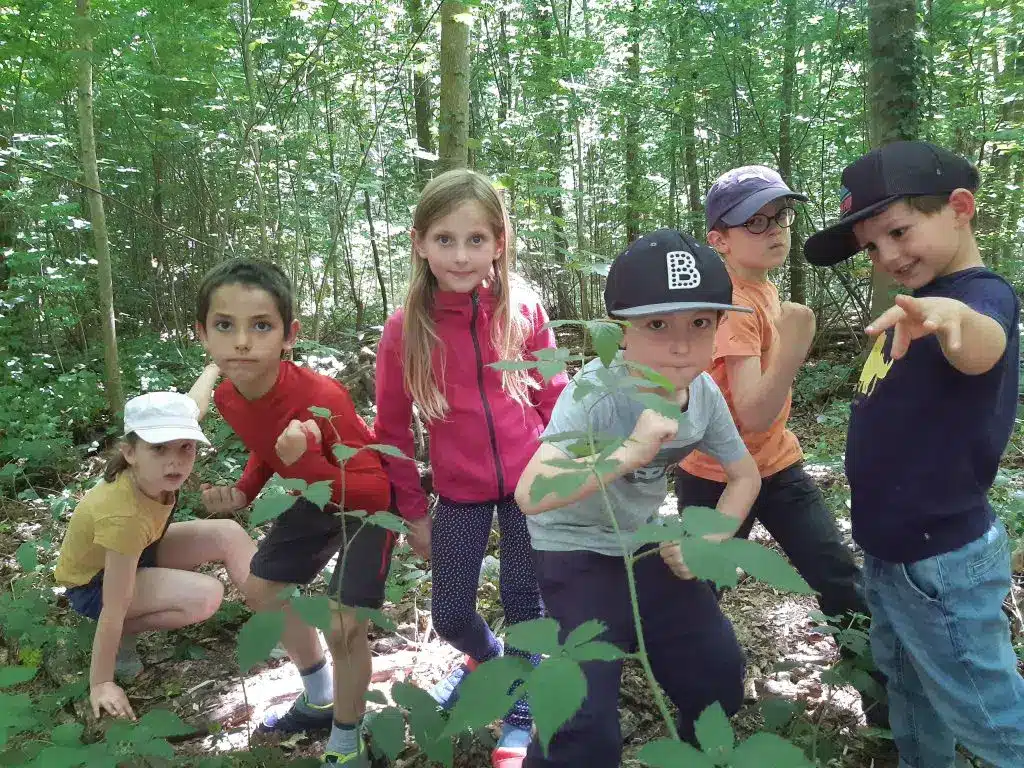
[201, 484, 247, 515]
[776, 301, 816, 361]
[624, 409, 680, 468]
[275, 419, 322, 466]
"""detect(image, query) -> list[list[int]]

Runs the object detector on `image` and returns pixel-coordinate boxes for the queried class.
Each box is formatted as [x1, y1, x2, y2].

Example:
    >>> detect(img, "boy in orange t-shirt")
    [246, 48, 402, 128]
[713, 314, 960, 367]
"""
[677, 166, 886, 725]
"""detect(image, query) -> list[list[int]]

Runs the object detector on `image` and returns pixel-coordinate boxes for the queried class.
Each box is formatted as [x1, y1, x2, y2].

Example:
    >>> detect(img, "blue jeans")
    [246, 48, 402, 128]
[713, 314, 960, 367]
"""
[864, 520, 1024, 768]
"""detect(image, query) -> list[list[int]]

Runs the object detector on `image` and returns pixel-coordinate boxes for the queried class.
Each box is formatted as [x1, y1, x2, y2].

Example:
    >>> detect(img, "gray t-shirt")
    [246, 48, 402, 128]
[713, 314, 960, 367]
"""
[526, 356, 747, 556]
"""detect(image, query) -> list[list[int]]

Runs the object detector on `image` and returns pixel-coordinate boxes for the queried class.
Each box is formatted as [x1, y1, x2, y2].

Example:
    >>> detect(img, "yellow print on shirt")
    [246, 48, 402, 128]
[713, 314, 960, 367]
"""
[858, 333, 894, 397]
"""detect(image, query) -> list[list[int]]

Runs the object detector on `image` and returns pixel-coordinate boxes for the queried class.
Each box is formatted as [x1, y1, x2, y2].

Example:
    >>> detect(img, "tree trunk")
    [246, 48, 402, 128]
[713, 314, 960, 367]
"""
[75, 0, 123, 414]
[438, 0, 470, 171]
[623, 0, 642, 243]
[239, 0, 271, 259]
[363, 189, 389, 317]
[867, 0, 920, 319]
[779, 0, 805, 304]
[408, 0, 434, 187]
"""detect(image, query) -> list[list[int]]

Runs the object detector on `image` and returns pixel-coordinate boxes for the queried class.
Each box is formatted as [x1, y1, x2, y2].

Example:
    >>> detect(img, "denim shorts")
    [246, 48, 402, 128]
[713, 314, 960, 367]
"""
[65, 536, 163, 621]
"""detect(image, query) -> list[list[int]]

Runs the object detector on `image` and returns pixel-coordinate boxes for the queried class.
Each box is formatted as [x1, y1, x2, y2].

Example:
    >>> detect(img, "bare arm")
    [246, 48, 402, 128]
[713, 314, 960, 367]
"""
[91, 550, 138, 688]
[187, 363, 221, 421]
[710, 452, 761, 539]
[516, 409, 679, 515]
[727, 302, 815, 433]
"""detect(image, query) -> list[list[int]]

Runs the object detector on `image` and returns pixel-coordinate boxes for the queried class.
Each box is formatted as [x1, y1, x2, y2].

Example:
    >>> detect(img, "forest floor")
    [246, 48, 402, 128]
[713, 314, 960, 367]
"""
[1, 396, 1021, 768]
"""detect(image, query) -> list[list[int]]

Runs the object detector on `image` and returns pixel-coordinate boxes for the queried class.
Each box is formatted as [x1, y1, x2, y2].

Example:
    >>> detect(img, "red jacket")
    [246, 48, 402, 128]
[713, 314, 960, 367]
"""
[375, 286, 568, 520]
[216, 361, 391, 512]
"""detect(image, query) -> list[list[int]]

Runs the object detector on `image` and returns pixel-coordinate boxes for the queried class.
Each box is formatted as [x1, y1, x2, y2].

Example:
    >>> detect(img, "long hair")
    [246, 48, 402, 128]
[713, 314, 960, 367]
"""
[403, 169, 536, 422]
[102, 433, 140, 483]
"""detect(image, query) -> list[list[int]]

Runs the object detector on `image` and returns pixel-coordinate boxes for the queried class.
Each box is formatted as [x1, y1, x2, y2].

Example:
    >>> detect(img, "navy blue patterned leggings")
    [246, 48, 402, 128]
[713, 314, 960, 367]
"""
[431, 494, 543, 729]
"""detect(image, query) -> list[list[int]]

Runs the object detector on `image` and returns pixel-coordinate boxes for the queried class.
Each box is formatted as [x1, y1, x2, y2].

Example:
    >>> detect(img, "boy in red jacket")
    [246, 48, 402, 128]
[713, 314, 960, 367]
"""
[198, 259, 391, 767]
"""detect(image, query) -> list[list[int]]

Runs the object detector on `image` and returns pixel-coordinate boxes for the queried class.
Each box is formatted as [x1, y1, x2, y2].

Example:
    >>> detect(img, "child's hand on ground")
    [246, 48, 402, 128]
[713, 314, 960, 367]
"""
[866, 294, 967, 360]
[776, 301, 816, 361]
[658, 542, 695, 580]
[624, 409, 679, 467]
[201, 484, 247, 515]
[406, 515, 432, 560]
[91, 681, 135, 720]
[275, 419, 322, 465]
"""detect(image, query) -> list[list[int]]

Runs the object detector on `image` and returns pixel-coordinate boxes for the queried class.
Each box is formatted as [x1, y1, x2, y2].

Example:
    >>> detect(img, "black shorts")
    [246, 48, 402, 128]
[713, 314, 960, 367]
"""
[249, 497, 395, 609]
[66, 531, 165, 621]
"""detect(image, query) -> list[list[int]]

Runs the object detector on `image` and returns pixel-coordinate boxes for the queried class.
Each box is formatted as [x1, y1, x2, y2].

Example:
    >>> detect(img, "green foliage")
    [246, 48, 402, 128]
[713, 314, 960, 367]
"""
[236, 611, 286, 673]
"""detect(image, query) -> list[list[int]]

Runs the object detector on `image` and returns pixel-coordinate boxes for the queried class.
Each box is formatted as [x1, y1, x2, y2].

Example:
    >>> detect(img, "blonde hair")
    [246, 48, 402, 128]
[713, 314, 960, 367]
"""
[403, 169, 536, 422]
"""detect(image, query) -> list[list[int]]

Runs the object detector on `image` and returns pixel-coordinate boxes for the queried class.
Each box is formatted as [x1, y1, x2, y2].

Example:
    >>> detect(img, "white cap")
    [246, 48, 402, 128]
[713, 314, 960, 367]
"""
[123, 392, 210, 445]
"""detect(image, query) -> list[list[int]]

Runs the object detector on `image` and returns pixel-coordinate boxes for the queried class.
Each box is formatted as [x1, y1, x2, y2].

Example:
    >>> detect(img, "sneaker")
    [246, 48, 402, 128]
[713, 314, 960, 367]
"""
[322, 748, 369, 766]
[114, 637, 143, 682]
[256, 693, 334, 735]
[429, 658, 477, 710]
[491, 723, 530, 768]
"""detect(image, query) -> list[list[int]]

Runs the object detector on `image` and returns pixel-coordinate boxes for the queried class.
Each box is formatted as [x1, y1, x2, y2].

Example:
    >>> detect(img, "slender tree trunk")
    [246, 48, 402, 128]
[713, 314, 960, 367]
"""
[867, 0, 920, 319]
[239, 0, 271, 259]
[779, 0, 805, 304]
[408, 0, 435, 186]
[363, 190, 389, 317]
[623, 0, 642, 243]
[76, 0, 123, 414]
[438, 0, 470, 171]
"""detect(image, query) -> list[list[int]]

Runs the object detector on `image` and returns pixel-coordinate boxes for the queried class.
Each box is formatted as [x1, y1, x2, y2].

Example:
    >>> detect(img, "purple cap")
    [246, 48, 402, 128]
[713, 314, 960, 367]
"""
[705, 166, 808, 231]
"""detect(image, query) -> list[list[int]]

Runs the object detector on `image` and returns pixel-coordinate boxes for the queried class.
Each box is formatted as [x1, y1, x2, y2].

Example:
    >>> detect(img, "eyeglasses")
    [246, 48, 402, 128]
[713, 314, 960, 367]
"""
[730, 206, 797, 234]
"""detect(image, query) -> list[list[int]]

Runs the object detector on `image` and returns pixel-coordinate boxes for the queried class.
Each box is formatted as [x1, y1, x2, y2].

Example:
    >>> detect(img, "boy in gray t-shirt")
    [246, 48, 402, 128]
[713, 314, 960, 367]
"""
[515, 230, 762, 768]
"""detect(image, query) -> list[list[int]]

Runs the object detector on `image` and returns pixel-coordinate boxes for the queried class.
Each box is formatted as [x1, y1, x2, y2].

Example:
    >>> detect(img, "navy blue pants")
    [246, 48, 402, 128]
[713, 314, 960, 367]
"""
[431, 495, 543, 730]
[524, 547, 745, 767]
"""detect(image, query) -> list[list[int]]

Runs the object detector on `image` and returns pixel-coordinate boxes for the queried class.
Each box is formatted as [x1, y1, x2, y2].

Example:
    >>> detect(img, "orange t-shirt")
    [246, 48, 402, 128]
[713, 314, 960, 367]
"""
[680, 269, 802, 482]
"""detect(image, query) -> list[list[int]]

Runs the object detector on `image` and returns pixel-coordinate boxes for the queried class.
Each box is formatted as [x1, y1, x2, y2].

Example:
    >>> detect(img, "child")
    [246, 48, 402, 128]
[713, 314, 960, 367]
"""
[804, 140, 1024, 767]
[54, 369, 257, 723]
[196, 259, 393, 767]
[675, 166, 886, 722]
[374, 169, 568, 768]
[516, 229, 762, 767]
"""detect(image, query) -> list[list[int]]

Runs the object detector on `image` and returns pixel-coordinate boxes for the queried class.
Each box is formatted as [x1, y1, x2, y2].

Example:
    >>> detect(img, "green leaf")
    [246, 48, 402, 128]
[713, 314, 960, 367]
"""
[333, 444, 359, 462]
[636, 738, 712, 767]
[563, 619, 607, 648]
[30, 745, 88, 768]
[679, 536, 738, 589]
[391, 682, 452, 767]
[303, 479, 334, 509]
[364, 690, 388, 705]
[134, 737, 175, 759]
[50, 723, 84, 746]
[443, 656, 532, 736]
[632, 520, 684, 546]
[759, 699, 798, 731]
[15, 543, 37, 572]
[731, 732, 814, 768]
[623, 361, 677, 392]
[528, 657, 587, 756]
[0, 667, 37, 689]
[351, 606, 397, 632]
[720, 538, 813, 594]
[309, 406, 333, 418]
[365, 706, 406, 760]
[694, 701, 733, 758]
[566, 641, 626, 663]
[528, 471, 590, 505]
[364, 512, 409, 534]
[290, 595, 333, 632]
[630, 391, 684, 420]
[585, 321, 624, 367]
[679, 506, 738, 538]
[278, 478, 309, 492]
[365, 443, 408, 460]
[504, 618, 562, 656]
[138, 708, 195, 738]
[250, 491, 296, 526]
[236, 611, 285, 673]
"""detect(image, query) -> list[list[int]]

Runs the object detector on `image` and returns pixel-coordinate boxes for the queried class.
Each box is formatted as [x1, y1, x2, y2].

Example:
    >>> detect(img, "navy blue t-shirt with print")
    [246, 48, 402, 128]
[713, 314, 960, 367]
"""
[846, 267, 1020, 563]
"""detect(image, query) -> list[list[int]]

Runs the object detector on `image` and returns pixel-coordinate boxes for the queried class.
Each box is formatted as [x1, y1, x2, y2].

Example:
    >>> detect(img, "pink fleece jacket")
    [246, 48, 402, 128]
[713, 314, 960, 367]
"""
[374, 285, 568, 520]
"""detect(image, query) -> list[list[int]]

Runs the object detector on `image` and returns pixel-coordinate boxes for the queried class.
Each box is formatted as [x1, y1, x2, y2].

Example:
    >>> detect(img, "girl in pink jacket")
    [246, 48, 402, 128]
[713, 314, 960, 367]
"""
[375, 169, 567, 768]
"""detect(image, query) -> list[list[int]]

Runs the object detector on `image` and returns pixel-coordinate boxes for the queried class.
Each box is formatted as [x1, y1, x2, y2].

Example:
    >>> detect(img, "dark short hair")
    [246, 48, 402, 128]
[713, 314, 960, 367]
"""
[196, 259, 294, 328]
[902, 194, 975, 231]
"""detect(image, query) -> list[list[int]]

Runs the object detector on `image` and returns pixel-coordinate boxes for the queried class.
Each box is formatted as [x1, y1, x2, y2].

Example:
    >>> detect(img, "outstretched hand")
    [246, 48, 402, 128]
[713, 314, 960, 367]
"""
[91, 681, 135, 721]
[866, 294, 966, 360]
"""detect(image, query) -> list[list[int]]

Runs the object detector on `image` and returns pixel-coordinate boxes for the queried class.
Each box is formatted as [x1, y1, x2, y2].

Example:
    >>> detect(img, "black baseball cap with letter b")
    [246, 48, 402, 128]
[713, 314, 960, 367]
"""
[604, 229, 753, 318]
[805, 141, 980, 267]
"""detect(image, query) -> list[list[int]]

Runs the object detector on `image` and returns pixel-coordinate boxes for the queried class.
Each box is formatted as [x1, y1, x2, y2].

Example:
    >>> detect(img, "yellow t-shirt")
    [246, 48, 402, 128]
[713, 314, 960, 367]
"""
[680, 268, 803, 482]
[54, 472, 174, 587]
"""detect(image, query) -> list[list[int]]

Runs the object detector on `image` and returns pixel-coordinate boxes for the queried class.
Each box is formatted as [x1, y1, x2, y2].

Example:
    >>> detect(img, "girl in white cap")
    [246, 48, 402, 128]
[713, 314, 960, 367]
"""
[54, 366, 256, 722]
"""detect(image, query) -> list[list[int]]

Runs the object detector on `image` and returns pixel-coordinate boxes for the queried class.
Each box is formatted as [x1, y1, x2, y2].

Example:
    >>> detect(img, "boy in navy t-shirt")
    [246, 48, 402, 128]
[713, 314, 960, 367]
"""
[806, 141, 1023, 768]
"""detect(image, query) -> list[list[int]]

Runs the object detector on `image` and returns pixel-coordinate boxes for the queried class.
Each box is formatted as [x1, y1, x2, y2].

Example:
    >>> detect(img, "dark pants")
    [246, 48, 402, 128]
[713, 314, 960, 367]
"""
[431, 495, 543, 730]
[524, 548, 745, 768]
[675, 462, 888, 721]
